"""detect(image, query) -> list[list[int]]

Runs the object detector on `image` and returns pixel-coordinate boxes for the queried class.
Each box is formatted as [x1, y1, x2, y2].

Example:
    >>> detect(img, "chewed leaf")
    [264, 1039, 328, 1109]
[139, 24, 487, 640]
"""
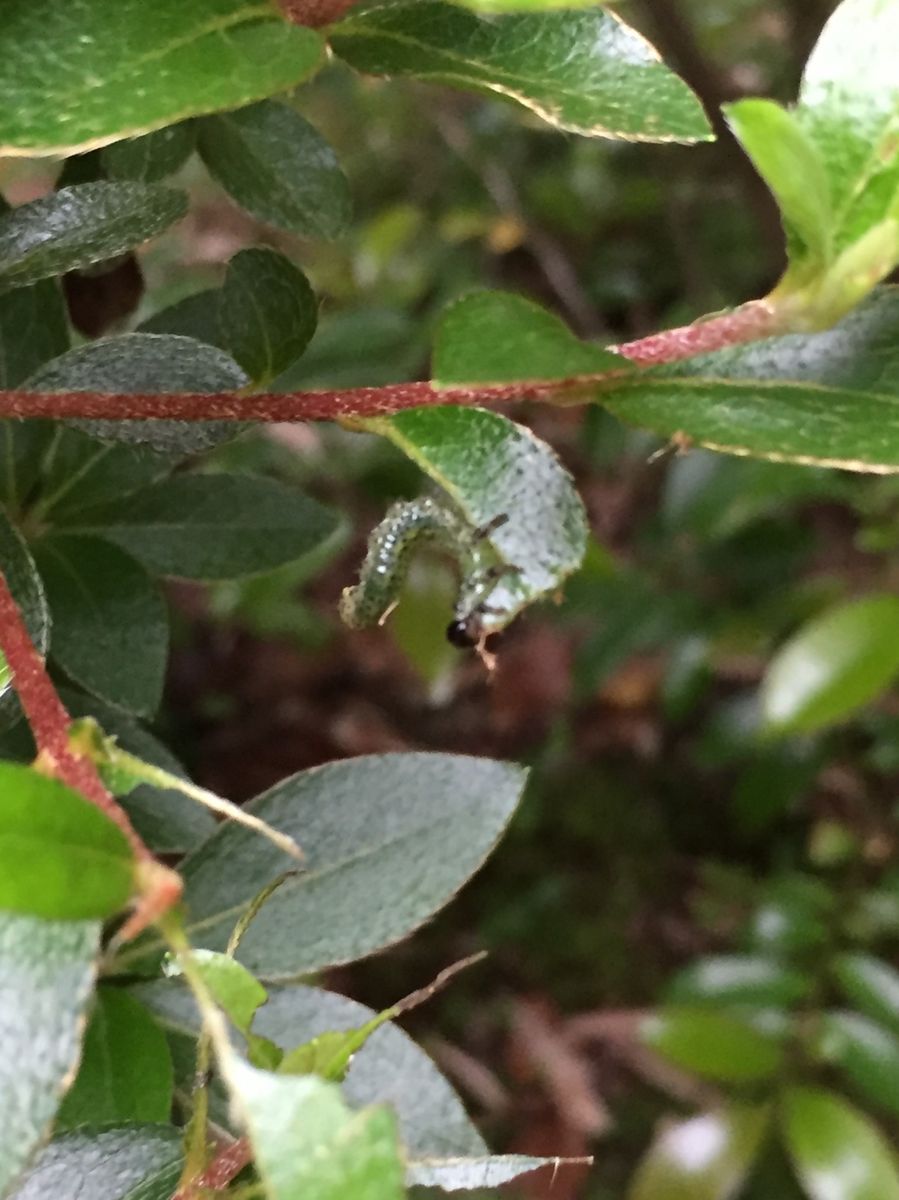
[362, 407, 588, 634]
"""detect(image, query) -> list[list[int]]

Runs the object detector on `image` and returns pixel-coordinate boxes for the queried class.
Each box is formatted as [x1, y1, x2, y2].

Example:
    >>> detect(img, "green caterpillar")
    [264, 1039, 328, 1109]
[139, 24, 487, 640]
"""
[339, 496, 514, 653]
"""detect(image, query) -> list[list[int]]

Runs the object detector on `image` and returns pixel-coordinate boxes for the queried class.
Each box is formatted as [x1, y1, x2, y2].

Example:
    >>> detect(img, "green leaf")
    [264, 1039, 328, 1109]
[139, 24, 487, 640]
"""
[101, 123, 197, 183]
[814, 1011, 899, 1120]
[783, 1086, 899, 1200]
[139, 980, 489, 1159]
[629, 1105, 769, 1200]
[642, 1009, 785, 1083]
[219, 249, 318, 385]
[181, 753, 526, 978]
[0, 279, 69, 388]
[450, 0, 595, 8]
[138, 289, 225, 348]
[363, 407, 588, 633]
[225, 1057, 405, 1200]
[433, 291, 622, 385]
[9, 1125, 183, 1200]
[26, 333, 248, 455]
[33, 534, 168, 717]
[833, 952, 899, 1036]
[330, 3, 712, 143]
[761, 594, 899, 734]
[724, 99, 833, 274]
[280, 1013, 390, 1083]
[0, 761, 135, 919]
[0, 914, 100, 1196]
[0, 508, 50, 726]
[0, 1, 325, 157]
[62, 473, 340, 580]
[165, 948, 280, 1067]
[30, 428, 172, 522]
[62, 689, 215, 854]
[796, 0, 899, 255]
[601, 287, 899, 472]
[666, 956, 812, 1008]
[57, 989, 173, 1128]
[196, 100, 352, 239]
[0, 184, 186, 293]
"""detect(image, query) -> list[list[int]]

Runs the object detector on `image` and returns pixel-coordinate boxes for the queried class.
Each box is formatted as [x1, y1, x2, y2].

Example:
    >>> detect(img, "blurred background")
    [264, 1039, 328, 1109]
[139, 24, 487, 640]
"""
[15, 1, 899, 1195]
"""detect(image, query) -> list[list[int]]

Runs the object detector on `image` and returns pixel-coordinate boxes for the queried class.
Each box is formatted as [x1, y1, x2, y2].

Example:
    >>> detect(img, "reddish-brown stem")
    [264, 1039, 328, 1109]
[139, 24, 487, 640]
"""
[0, 300, 787, 424]
[277, 0, 357, 26]
[0, 568, 150, 860]
[174, 1137, 252, 1197]
[613, 299, 781, 365]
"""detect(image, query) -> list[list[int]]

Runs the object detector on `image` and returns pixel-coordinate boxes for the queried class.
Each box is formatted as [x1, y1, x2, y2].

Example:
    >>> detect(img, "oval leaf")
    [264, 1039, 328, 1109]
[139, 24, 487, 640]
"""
[26, 333, 248, 454]
[0, 2, 324, 157]
[0, 183, 186, 292]
[56, 988, 173, 1128]
[33, 535, 169, 717]
[833, 952, 899, 1036]
[329, 3, 712, 143]
[101, 123, 197, 183]
[783, 1086, 899, 1200]
[363, 407, 588, 634]
[9, 1125, 182, 1200]
[761, 594, 899, 734]
[666, 956, 812, 1008]
[642, 1009, 785, 1083]
[0, 914, 100, 1196]
[60, 473, 340, 580]
[433, 291, 623, 385]
[0, 761, 135, 920]
[601, 287, 899, 473]
[629, 1105, 769, 1200]
[181, 753, 526, 978]
[196, 100, 352, 239]
[814, 1011, 899, 1120]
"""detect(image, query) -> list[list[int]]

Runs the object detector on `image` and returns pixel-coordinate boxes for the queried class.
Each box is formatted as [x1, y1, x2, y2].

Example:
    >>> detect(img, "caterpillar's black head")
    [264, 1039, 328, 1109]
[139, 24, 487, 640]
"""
[446, 614, 483, 648]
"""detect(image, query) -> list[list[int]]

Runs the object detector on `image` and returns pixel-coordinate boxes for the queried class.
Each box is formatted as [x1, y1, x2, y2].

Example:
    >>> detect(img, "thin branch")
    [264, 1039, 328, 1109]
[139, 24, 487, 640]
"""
[0, 298, 785, 424]
[0, 568, 148, 856]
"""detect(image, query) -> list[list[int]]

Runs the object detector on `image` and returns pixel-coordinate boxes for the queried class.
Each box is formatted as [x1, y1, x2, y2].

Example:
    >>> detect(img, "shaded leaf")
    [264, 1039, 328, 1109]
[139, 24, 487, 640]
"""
[137, 981, 488, 1160]
[0, 914, 99, 1196]
[330, 3, 712, 143]
[197, 100, 352, 239]
[833, 952, 899, 1036]
[601, 287, 899, 472]
[0, 1, 325, 157]
[31, 427, 172, 521]
[62, 473, 340, 580]
[26, 333, 247, 454]
[9, 1125, 182, 1200]
[666, 956, 812, 1008]
[0, 279, 69, 388]
[815, 1011, 899, 1120]
[0, 760, 135, 920]
[433, 291, 622, 385]
[761, 594, 899, 734]
[642, 1009, 785, 1083]
[224, 1056, 405, 1200]
[629, 1105, 769, 1200]
[57, 988, 172, 1128]
[783, 1086, 899, 1200]
[101, 123, 197, 183]
[137, 289, 224, 348]
[219, 248, 318, 384]
[408, 1157, 584, 1191]
[364, 407, 588, 633]
[181, 753, 526, 978]
[0, 184, 186, 292]
[33, 534, 168, 717]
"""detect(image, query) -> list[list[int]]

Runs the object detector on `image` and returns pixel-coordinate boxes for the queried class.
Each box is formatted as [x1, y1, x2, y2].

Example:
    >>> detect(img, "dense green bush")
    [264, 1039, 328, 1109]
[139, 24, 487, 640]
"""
[2, 0, 899, 1197]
